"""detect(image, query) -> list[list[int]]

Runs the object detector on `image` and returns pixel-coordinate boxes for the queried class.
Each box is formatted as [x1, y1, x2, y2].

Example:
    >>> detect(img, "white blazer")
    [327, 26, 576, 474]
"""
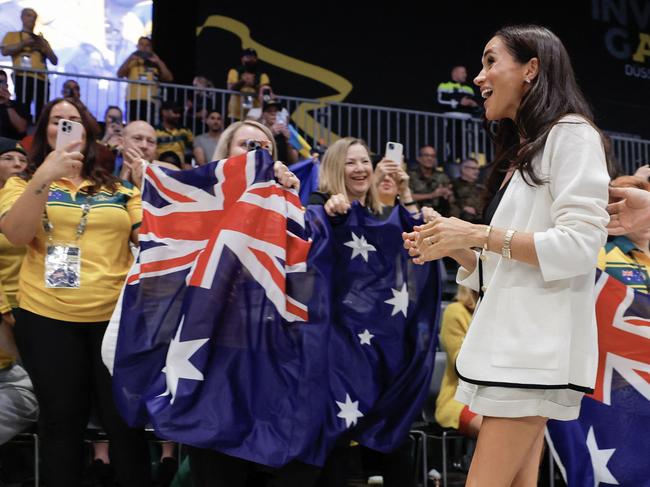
[456, 115, 610, 392]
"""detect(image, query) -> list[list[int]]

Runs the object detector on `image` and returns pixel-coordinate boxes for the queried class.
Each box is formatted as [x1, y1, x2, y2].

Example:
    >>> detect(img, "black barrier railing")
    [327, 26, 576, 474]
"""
[1, 65, 648, 173]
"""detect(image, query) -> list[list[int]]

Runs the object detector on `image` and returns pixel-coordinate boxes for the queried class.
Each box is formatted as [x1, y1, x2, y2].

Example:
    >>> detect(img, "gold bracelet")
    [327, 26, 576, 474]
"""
[483, 225, 492, 251]
[502, 229, 516, 259]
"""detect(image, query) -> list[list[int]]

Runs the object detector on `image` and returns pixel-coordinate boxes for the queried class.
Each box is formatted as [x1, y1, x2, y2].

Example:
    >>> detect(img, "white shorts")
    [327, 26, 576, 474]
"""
[455, 379, 583, 421]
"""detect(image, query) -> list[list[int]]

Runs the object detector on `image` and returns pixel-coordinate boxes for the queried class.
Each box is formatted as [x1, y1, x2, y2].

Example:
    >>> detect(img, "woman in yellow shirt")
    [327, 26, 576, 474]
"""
[435, 285, 483, 437]
[0, 98, 150, 487]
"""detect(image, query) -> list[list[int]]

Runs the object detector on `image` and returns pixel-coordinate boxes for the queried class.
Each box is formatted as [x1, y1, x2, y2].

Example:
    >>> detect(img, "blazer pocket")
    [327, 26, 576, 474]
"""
[490, 286, 566, 370]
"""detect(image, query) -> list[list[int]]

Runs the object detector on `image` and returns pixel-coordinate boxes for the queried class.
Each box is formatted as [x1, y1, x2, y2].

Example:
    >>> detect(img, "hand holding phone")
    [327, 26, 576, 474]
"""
[37, 140, 84, 183]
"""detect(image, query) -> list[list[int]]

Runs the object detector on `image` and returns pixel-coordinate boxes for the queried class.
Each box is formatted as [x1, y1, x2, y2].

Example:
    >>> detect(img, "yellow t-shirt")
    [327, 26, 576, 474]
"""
[1, 31, 47, 81]
[434, 301, 473, 429]
[0, 177, 141, 322]
[598, 236, 650, 293]
[156, 126, 194, 164]
[0, 232, 26, 313]
[126, 57, 160, 101]
[227, 68, 270, 120]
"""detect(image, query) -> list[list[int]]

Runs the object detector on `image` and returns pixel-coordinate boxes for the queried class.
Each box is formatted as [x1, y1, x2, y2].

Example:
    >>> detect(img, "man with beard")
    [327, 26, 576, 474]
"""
[155, 100, 194, 169]
[193, 110, 223, 165]
[408, 145, 454, 215]
[226, 48, 273, 120]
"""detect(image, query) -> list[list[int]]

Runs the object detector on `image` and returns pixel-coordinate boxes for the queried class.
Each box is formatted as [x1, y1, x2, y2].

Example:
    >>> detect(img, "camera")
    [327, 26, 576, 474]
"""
[388, 143, 395, 150]
[246, 140, 262, 151]
[61, 120, 72, 133]
[108, 115, 121, 124]
[134, 49, 152, 60]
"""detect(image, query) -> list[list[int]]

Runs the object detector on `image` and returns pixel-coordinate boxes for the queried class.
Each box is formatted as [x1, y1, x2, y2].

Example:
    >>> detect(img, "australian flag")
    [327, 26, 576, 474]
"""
[546, 270, 650, 486]
[102, 149, 440, 467]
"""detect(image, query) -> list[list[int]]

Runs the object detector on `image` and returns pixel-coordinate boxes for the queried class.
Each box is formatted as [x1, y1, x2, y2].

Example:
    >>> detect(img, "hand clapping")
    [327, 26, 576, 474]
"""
[403, 216, 481, 264]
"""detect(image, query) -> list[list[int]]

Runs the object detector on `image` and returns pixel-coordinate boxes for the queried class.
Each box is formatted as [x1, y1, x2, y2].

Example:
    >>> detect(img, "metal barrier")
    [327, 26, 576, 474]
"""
[1, 64, 647, 173]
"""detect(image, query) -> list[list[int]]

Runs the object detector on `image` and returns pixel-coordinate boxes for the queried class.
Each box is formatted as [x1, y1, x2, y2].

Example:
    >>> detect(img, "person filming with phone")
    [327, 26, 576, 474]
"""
[117, 36, 173, 122]
[0, 98, 151, 487]
[259, 98, 299, 165]
[1, 8, 58, 118]
[0, 70, 29, 140]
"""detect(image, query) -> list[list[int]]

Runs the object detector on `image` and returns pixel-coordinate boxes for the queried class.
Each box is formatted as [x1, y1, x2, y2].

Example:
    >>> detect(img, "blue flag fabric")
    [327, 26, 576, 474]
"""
[289, 157, 320, 206]
[546, 271, 650, 486]
[103, 149, 440, 468]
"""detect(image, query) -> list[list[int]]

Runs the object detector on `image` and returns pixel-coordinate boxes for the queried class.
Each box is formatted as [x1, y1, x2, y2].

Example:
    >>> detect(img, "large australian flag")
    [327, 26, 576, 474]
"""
[546, 271, 650, 486]
[102, 149, 440, 467]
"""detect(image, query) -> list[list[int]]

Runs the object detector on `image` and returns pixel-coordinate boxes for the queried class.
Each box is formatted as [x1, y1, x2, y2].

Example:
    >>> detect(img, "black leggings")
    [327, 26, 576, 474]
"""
[13, 308, 151, 487]
[188, 447, 321, 487]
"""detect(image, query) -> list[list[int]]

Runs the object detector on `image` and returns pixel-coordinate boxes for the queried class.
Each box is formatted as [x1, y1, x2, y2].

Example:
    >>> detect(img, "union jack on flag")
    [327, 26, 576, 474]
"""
[547, 270, 650, 486]
[129, 150, 311, 322]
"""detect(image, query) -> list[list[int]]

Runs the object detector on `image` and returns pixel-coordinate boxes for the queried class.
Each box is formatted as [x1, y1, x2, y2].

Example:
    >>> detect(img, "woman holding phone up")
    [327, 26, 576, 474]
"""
[0, 98, 150, 487]
[309, 137, 420, 219]
[404, 25, 610, 486]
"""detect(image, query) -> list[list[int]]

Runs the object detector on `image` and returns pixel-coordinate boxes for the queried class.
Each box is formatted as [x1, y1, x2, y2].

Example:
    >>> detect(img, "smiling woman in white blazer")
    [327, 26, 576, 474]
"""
[403, 25, 611, 487]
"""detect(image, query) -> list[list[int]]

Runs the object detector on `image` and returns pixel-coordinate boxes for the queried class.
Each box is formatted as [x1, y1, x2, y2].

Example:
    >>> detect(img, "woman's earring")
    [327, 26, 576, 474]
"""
[524, 78, 531, 84]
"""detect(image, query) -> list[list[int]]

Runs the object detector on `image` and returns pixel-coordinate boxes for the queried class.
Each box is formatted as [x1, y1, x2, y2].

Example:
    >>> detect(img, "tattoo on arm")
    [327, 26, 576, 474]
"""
[34, 183, 47, 195]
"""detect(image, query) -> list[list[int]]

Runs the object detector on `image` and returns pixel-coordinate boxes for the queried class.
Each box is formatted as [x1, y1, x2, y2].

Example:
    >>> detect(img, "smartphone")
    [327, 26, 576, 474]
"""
[385, 141, 403, 163]
[275, 109, 288, 126]
[56, 119, 84, 150]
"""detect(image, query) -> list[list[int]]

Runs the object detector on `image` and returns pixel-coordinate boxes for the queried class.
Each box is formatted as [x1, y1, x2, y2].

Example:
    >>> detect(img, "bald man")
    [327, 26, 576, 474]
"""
[119, 120, 179, 188]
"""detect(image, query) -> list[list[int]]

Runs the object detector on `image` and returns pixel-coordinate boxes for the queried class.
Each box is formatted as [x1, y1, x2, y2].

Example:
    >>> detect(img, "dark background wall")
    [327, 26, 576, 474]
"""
[153, 0, 650, 138]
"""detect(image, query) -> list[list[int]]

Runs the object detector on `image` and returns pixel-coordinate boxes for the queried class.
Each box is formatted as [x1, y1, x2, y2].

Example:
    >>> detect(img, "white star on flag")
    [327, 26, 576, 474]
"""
[385, 283, 409, 317]
[336, 393, 364, 428]
[586, 426, 619, 486]
[344, 232, 376, 262]
[159, 316, 209, 404]
[358, 329, 375, 345]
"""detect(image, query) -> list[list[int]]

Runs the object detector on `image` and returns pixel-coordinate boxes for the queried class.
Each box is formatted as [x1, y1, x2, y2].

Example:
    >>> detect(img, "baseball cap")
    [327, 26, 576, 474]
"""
[0, 137, 27, 157]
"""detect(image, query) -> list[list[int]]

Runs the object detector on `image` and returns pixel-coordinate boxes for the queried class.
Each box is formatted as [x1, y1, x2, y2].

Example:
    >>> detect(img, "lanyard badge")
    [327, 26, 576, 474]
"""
[43, 200, 91, 289]
[45, 243, 81, 288]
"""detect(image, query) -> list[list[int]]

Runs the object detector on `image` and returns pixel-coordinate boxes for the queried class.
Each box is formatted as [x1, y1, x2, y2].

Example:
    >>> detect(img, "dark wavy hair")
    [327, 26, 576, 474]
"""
[26, 97, 118, 193]
[483, 25, 615, 201]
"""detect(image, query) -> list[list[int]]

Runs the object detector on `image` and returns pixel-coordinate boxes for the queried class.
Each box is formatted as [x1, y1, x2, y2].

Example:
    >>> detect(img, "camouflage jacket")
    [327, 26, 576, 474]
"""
[408, 166, 452, 215]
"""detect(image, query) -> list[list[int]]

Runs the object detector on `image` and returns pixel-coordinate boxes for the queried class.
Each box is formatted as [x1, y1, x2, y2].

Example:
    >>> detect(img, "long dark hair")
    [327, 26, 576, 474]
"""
[483, 25, 614, 201]
[27, 97, 118, 193]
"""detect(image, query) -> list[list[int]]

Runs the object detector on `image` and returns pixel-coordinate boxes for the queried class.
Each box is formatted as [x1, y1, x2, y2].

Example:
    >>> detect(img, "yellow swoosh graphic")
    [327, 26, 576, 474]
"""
[196, 15, 352, 144]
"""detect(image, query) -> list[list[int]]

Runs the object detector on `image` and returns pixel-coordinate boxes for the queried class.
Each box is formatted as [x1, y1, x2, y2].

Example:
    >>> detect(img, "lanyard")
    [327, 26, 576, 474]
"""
[42, 195, 93, 243]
